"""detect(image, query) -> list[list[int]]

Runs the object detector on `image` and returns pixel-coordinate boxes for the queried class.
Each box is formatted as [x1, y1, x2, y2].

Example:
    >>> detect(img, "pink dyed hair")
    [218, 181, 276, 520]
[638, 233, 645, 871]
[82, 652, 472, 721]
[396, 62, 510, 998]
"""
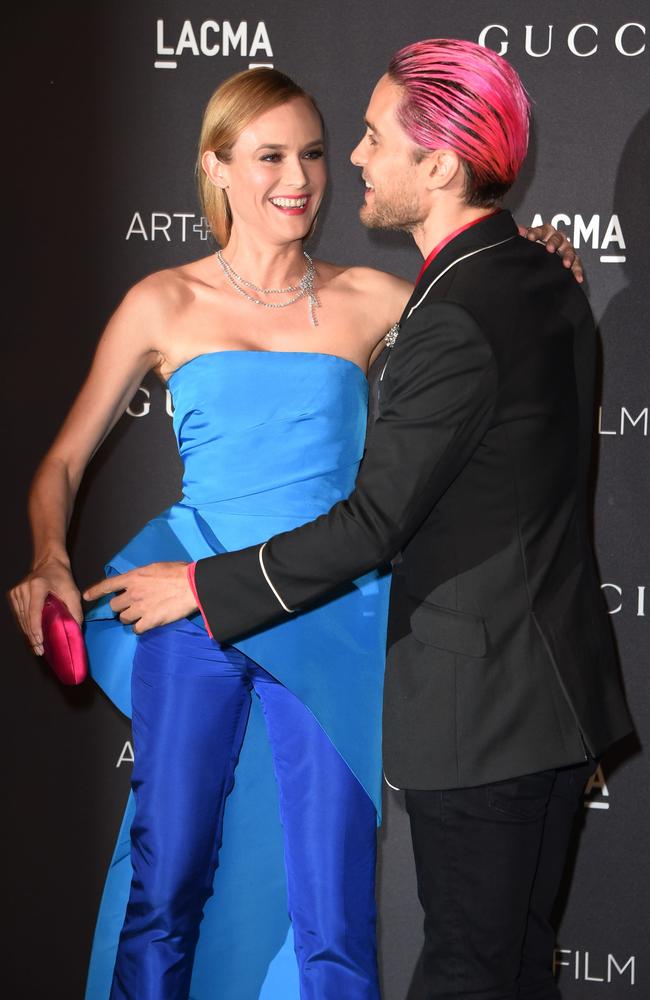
[388, 39, 530, 205]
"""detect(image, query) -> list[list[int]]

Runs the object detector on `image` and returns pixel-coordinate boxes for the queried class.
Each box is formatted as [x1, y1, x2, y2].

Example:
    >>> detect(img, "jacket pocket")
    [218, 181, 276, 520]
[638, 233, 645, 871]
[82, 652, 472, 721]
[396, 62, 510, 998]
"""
[408, 595, 487, 658]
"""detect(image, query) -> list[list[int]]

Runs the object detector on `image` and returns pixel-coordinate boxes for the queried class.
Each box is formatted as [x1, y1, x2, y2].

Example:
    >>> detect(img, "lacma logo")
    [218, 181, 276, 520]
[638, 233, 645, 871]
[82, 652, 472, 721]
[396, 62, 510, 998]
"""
[529, 213, 626, 264]
[155, 19, 273, 70]
[598, 407, 648, 437]
[116, 741, 134, 767]
[583, 764, 610, 810]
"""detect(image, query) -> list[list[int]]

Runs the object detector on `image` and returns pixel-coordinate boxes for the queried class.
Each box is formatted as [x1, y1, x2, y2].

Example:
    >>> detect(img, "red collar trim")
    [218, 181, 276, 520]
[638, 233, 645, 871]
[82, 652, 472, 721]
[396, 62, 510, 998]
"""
[416, 209, 502, 285]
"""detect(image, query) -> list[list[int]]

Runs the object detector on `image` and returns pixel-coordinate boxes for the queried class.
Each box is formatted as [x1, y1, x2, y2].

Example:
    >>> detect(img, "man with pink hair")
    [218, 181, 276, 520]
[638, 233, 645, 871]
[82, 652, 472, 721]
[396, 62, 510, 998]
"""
[90, 40, 633, 998]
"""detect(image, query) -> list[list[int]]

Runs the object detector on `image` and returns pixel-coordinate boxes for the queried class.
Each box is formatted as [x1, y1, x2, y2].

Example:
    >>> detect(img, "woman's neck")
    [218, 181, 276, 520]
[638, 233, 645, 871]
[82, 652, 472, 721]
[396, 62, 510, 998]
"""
[220, 231, 307, 288]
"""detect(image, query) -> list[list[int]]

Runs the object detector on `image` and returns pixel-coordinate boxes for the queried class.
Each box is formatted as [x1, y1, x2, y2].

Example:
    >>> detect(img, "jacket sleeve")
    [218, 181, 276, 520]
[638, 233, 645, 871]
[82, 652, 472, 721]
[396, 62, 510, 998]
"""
[194, 301, 498, 643]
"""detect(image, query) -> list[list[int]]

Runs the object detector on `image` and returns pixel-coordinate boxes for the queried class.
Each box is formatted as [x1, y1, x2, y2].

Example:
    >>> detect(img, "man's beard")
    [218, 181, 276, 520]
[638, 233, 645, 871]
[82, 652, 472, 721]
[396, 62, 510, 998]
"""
[360, 186, 423, 232]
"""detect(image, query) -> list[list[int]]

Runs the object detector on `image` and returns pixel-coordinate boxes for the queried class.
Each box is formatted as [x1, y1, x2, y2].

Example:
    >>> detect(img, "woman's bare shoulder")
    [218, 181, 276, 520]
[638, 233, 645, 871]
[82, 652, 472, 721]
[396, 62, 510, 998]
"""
[343, 265, 413, 297]
[318, 265, 413, 330]
[317, 260, 413, 321]
[312, 260, 412, 366]
[125, 258, 204, 306]
[116, 254, 218, 329]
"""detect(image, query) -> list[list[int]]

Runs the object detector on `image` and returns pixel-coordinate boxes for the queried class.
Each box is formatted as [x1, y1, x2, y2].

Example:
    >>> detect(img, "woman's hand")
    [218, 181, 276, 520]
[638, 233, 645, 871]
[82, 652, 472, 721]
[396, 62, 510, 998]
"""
[518, 222, 584, 283]
[10, 278, 163, 658]
[7, 557, 82, 657]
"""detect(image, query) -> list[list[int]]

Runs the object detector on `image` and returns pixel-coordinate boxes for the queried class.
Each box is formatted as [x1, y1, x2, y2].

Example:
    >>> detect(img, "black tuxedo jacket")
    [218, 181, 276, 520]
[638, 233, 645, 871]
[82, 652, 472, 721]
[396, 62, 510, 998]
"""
[194, 210, 633, 789]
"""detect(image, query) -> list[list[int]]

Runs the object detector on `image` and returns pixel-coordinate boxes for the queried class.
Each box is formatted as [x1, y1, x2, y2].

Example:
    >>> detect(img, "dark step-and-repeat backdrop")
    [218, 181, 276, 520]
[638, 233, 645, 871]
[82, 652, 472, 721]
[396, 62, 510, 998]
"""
[7, 3, 648, 997]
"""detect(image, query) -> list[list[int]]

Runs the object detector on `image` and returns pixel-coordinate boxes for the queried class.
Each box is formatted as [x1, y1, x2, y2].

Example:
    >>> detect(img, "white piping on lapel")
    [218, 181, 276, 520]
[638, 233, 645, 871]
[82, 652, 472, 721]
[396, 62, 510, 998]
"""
[379, 235, 516, 383]
[407, 236, 517, 319]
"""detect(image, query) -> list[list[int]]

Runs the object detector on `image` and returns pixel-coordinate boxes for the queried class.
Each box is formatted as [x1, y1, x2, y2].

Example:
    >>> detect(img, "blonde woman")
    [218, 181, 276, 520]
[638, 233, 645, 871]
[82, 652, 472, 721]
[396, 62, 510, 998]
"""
[10, 67, 577, 1000]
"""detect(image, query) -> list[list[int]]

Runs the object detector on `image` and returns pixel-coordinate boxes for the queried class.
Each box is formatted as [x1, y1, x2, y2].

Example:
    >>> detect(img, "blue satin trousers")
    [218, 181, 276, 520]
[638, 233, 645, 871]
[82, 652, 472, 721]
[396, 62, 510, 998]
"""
[109, 619, 379, 999]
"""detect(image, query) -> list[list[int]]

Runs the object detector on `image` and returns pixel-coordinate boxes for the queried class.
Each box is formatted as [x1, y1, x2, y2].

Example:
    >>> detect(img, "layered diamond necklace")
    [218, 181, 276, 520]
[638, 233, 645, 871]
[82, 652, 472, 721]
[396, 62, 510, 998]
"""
[215, 250, 320, 327]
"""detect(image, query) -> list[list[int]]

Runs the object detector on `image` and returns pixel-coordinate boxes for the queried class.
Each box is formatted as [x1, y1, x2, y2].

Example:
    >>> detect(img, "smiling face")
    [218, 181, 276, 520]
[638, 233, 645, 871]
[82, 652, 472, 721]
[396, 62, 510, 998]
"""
[351, 74, 429, 231]
[209, 96, 326, 246]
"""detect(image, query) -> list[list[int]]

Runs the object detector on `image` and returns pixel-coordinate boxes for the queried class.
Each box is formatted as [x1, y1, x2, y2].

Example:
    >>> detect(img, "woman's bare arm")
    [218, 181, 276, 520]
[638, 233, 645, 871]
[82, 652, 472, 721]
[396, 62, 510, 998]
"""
[8, 276, 168, 652]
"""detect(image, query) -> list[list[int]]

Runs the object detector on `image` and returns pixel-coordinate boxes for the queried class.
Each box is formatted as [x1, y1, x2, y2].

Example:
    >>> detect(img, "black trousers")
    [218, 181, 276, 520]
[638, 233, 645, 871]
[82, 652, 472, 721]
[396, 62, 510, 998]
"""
[404, 759, 596, 1000]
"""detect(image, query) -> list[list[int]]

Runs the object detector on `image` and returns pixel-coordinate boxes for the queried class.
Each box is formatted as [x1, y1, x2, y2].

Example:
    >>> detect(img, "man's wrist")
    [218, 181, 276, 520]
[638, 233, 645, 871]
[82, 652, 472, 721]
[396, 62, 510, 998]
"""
[186, 561, 214, 639]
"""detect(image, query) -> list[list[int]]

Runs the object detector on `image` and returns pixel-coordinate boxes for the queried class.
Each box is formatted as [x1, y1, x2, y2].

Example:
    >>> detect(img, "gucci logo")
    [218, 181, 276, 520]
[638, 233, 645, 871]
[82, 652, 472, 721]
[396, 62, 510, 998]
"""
[479, 23, 646, 58]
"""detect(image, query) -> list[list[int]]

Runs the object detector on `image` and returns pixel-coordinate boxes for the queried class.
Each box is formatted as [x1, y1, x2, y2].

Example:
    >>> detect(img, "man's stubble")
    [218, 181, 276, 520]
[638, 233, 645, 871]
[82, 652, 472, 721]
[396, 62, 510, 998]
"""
[359, 184, 424, 234]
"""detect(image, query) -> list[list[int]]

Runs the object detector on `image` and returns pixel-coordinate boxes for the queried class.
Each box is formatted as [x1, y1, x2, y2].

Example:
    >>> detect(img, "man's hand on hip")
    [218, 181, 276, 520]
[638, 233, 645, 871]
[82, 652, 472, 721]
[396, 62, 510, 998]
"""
[83, 561, 198, 633]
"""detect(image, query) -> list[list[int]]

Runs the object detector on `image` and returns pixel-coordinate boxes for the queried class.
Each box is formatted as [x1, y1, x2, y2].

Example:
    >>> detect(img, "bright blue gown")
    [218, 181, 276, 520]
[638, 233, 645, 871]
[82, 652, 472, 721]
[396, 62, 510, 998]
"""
[83, 351, 391, 999]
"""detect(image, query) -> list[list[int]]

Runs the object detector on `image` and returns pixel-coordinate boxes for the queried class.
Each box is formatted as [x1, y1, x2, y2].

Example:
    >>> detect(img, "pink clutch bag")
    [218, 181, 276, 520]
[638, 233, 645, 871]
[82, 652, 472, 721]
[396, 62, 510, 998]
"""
[41, 592, 88, 685]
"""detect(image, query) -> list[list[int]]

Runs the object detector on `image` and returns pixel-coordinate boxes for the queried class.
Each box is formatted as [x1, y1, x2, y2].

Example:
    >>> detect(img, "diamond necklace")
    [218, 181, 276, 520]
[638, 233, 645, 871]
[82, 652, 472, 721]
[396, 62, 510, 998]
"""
[215, 249, 320, 327]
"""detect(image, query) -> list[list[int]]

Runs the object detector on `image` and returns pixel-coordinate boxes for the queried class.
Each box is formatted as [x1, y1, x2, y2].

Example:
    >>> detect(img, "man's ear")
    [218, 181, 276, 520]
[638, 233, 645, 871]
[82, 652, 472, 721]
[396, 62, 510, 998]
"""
[201, 150, 229, 189]
[425, 149, 462, 191]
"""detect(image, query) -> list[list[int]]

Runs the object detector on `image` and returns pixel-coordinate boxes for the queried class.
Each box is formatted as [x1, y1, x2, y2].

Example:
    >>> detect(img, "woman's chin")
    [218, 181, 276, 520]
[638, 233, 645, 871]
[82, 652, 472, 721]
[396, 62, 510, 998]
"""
[265, 217, 314, 242]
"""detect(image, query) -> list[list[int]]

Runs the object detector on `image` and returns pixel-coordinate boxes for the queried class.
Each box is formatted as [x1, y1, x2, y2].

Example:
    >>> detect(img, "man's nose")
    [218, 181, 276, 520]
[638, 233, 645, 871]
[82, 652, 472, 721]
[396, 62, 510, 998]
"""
[350, 138, 367, 166]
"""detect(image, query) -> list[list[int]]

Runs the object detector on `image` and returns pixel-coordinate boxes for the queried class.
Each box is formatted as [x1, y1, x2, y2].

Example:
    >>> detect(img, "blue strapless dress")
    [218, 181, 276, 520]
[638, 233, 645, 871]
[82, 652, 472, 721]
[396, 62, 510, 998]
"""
[83, 351, 390, 999]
